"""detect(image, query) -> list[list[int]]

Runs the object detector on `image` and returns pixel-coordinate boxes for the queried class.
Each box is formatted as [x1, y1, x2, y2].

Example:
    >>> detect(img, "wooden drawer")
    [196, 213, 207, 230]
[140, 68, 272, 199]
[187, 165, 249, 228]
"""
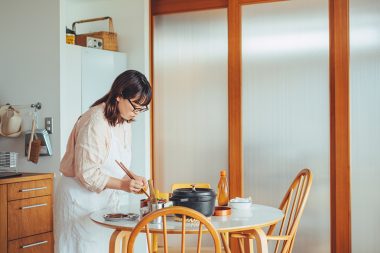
[8, 232, 53, 253]
[7, 179, 52, 201]
[8, 196, 52, 240]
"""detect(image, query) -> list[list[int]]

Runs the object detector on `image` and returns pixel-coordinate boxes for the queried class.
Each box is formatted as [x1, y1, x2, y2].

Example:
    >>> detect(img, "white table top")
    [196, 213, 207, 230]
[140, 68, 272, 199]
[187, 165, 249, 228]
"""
[91, 204, 284, 233]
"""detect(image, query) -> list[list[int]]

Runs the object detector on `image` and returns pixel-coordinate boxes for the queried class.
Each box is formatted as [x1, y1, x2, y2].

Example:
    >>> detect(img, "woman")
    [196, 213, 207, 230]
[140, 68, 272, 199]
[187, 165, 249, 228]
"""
[55, 70, 152, 253]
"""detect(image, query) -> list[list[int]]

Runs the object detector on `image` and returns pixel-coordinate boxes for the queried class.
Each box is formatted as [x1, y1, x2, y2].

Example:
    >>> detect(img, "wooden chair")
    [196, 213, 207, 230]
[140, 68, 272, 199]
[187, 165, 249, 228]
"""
[231, 168, 313, 253]
[127, 206, 222, 253]
[150, 183, 211, 252]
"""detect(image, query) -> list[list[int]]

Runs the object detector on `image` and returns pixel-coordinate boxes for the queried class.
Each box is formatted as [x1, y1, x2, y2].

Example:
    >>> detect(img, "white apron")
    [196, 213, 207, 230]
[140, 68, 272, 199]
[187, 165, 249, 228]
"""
[55, 124, 131, 253]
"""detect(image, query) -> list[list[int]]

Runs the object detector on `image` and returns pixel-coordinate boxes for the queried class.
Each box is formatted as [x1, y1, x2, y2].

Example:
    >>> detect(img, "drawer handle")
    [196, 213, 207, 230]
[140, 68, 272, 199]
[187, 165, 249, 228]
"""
[19, 186, 47, 192]
[20, 203, 48, 209]
[21, 240, 48, 249]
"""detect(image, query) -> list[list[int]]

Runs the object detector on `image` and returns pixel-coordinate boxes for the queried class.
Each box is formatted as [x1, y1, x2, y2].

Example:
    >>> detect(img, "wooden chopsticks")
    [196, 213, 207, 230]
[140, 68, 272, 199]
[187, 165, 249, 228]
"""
[115, 160, 150, 198]
[148, 179, 157, 204]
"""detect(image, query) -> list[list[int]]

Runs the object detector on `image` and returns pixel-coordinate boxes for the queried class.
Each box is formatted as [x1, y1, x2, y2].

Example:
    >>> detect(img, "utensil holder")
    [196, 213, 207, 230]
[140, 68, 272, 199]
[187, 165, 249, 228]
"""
[149, 202, 165, 224]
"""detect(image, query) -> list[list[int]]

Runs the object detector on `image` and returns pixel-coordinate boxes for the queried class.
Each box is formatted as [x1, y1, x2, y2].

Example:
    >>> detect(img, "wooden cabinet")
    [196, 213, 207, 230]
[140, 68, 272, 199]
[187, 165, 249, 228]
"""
[0, 173, 54, 253]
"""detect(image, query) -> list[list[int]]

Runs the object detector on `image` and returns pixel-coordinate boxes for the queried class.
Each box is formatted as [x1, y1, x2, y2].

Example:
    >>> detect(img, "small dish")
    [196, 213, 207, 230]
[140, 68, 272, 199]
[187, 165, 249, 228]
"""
[213, 206, 232, 216]
[229, 197, 252, 209]
[229, 202, 252, 209]
[103, 213, 139, 221]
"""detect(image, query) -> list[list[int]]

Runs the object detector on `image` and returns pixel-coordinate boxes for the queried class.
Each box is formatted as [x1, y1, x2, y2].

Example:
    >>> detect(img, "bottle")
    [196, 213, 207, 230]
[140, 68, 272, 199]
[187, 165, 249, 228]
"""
[217, 170, 229, 206]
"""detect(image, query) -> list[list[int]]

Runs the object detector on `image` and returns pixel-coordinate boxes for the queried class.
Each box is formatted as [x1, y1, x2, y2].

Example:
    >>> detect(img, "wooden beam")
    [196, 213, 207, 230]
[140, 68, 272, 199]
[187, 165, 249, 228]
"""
[150, 0, 156, 182]
[228, 2, 242, 253]
[152, 0, 227, 16]
[239, 0, 286, 5]
[228, 0, 242, 200]
[329, 0, 351, 253]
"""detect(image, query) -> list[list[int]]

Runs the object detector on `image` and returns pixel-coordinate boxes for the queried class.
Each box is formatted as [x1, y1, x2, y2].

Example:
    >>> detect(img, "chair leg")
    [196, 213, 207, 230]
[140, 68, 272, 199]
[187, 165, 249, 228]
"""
[238, 238, 245, 253]
[249, 238, 255, 253]
[220, 232, 231, 253]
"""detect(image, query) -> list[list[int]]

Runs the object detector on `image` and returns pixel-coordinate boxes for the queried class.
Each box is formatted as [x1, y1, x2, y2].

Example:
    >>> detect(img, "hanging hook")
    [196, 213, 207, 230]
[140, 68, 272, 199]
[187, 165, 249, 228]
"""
[31, 102, 42, 111]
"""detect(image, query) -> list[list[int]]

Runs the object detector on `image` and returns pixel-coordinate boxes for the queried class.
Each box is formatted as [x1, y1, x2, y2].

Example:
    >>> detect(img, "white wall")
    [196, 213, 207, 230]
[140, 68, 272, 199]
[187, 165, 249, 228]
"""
[0, 0, 61, 174]
[65, 0, 147, 71]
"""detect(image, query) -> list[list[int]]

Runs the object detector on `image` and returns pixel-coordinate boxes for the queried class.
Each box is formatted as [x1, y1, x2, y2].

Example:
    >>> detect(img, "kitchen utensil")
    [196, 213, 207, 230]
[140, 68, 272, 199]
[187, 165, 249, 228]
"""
[27, 119, 35, 161]
[28, 119, 41, 164]
[170, 187, 216, 217]
[103, 212, 139, 222]
[148, 179, 157, 203]
[148, 201, 165, 224]
[115, 160, 150, 198]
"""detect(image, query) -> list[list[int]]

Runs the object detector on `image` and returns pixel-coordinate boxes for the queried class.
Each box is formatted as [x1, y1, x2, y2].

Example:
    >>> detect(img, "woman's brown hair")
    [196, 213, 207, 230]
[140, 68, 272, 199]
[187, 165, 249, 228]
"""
[91, 70, 152, 126]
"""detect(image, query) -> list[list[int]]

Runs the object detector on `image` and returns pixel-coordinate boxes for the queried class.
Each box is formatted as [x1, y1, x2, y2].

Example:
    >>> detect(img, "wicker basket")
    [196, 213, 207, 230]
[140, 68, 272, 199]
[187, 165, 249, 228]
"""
[72, 16, 118, 51]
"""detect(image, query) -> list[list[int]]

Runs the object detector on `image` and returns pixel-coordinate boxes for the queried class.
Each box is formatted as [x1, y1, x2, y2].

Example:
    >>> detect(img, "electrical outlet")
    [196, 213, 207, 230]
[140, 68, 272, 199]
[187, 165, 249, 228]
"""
[45, 117, 53, 134]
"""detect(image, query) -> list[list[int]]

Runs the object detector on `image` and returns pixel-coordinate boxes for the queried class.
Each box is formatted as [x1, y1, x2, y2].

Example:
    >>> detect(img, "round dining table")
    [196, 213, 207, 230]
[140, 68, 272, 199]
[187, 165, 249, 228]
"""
[91, 204, 284, 253]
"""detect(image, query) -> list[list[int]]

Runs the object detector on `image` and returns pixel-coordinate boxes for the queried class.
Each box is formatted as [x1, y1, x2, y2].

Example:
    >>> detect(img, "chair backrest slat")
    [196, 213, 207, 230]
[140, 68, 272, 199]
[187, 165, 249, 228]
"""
[274, 190, 293, 253]
[181, 214, 186, 253]
[145, 225, 152, 253]
[280, 169, 312, 253]
[285, 179, 302, 236]
[163, 215, 168, 253]
[269, 169, 312, 253]
[127, 206, 222, 253]
[197, 223, 203, 253]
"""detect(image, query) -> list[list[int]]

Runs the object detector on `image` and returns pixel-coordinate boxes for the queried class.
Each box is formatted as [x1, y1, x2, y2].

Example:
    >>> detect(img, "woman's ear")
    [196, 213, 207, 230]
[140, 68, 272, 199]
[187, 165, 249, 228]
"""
[116, 96, 121, 102]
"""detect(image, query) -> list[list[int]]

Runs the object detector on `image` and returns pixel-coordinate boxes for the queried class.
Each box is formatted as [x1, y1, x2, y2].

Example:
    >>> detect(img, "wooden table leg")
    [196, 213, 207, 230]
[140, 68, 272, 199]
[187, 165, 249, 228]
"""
[220, 232, 231, 253]
[250, 228, 268, 253]
[152, 233, 158, 253]
[109, 230, 130, 253]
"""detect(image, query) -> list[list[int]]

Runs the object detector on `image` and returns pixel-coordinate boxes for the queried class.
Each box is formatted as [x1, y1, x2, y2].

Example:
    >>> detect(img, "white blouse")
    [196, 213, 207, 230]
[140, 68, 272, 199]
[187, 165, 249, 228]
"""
[60, 103, 131, 193]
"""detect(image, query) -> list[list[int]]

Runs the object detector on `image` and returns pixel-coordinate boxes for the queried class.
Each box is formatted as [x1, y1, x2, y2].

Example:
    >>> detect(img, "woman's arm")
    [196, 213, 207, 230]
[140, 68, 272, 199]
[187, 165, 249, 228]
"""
[106, 176, 144, 193]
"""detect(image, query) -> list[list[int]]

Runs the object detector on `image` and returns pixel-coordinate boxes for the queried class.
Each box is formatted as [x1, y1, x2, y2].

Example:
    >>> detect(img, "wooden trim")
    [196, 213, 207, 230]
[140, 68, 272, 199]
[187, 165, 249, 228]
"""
[0, 173, 54, 185]
[149, 0, 154, 181]
[239, 0, 286, 5]
[0, 184, 7, 253]
[152, 0, 227, 16]
[228, 1, 242, 252]
[228, 0, 242, 200]
[329, 0, 351, 253]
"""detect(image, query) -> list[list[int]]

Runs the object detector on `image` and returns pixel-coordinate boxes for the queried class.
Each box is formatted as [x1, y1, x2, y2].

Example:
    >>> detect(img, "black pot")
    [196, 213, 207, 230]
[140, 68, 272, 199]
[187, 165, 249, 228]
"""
[170, 187, 216, 217]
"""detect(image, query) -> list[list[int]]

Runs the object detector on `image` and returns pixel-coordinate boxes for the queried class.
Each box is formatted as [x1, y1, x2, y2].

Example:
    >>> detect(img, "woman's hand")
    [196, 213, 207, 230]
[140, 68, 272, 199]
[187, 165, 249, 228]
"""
[120, 176, 145, 193]
[128, 172, 148, 194]
[105, 174, 148, 193]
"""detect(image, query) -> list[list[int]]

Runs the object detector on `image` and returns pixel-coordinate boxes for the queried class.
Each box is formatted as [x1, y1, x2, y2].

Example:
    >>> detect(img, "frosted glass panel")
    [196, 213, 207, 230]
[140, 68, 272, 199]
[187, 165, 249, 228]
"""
[242, 1, 330, 252]
[350, 0, 380, 252]
[154, 10, 228, 193]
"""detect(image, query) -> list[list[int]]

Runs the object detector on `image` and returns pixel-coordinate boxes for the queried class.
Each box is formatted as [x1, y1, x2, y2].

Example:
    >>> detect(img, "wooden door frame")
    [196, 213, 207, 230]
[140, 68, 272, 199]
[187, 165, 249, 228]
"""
[149, 1, 351, 252]
[329, 0, 351, 252]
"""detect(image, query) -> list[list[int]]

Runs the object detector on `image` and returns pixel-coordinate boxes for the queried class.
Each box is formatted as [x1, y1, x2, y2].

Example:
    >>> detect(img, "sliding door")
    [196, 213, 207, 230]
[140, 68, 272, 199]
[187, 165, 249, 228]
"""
[153, 9, 228, 193]
[350, 0, 380, 251]
[242, 1, 330, 252]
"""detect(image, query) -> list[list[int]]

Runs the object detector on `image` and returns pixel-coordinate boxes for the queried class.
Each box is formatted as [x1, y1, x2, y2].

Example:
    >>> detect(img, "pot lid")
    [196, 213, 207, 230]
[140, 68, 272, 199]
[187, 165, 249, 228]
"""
[172, 186, 216, 198]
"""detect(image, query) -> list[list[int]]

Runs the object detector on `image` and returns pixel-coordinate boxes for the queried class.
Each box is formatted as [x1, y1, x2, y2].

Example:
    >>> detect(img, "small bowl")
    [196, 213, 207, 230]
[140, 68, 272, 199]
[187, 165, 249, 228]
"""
[229, 201, 252, 209]
[213, 206, 232, 216]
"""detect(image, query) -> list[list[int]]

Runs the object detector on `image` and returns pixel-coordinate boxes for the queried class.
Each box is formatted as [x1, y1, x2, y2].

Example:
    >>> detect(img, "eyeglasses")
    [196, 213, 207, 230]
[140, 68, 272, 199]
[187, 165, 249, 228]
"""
[127, 99, 148, 113]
